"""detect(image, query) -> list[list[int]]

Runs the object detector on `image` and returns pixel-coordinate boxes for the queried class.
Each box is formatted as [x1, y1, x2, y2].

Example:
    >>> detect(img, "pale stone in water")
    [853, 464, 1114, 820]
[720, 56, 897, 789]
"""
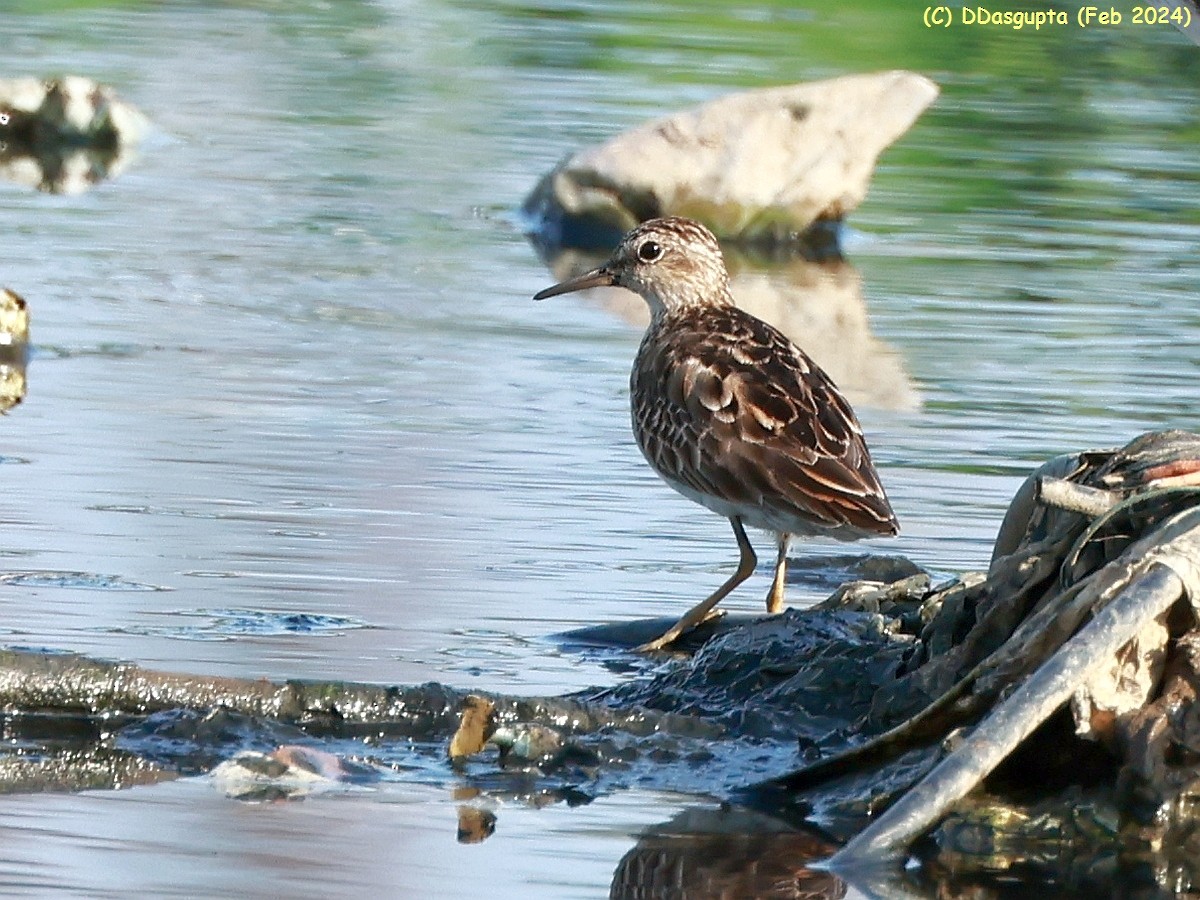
[0, 75, 148, 144]
[525, 71, 939, 245]
[0, 76, 149, 194]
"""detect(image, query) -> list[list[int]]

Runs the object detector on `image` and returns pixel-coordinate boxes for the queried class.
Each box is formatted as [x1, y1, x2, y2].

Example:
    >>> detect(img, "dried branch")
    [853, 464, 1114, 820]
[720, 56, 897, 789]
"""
[1036, 476, 1122, 518]
[831, 555, 1192, 867]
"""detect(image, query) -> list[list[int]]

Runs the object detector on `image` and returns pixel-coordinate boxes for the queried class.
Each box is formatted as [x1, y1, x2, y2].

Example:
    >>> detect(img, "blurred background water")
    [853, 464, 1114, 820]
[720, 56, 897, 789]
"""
[1, 1, 1198, 896]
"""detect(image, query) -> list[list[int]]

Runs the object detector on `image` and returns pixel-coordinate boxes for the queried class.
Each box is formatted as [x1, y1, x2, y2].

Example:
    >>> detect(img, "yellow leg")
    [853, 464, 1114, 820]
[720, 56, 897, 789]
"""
[765, 532, 791, 614]
[636, 517, 757, 652]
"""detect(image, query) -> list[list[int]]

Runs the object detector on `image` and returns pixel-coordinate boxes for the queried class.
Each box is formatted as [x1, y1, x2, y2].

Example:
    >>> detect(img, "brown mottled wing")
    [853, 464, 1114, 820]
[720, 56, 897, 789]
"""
[631, 306, 898, 536]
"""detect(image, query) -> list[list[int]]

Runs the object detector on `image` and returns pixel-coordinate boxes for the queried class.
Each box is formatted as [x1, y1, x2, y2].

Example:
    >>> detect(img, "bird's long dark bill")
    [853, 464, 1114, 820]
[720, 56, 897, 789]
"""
[532, 267, 615, 300]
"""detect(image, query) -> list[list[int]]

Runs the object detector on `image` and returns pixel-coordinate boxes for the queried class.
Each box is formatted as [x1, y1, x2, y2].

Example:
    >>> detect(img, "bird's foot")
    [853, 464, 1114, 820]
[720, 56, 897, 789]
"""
[634, 608, 725, 653]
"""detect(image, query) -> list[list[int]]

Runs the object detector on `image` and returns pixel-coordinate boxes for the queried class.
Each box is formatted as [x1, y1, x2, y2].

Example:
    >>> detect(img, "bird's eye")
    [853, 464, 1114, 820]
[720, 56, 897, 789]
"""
[637, 240, 663, 263]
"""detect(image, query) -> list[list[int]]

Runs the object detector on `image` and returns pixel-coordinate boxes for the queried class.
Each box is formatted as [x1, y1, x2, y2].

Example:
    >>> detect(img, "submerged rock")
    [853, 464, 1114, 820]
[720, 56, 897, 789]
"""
[524, 70, 938, 250]
[210, 745, 380, 801]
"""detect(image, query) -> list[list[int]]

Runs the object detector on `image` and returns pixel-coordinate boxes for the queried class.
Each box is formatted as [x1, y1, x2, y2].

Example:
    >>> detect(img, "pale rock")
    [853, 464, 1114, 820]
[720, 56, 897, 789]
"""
[525, 71, 939, 246]
[0, 75, 148, 145]
[0, 76, 149, 193]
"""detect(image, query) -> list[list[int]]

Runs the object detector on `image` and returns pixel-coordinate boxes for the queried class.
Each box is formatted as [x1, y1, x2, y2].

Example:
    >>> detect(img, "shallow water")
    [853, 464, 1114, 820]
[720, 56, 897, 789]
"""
[1, 2, 1199, 896]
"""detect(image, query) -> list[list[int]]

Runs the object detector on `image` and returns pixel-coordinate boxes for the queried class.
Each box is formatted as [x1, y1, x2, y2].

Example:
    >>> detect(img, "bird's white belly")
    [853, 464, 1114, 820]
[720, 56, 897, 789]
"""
[657, 474, 875, 542]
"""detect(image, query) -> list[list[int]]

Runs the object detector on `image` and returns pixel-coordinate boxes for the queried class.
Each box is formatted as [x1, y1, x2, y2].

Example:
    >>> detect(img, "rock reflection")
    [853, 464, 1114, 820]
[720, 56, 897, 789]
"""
[610, 806, 845, 900]
[0, 77, 148, 194]
[534, 246, 918, 412]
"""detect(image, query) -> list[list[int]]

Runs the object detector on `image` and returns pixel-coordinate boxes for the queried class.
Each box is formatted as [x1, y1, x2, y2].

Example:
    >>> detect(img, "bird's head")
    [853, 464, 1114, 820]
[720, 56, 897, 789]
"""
[533, 217, 731, 318]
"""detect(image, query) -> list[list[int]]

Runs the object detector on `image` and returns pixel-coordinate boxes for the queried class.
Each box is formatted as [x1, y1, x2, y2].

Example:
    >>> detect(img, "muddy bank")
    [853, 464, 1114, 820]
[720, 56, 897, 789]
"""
[3, 432, 1200, 895]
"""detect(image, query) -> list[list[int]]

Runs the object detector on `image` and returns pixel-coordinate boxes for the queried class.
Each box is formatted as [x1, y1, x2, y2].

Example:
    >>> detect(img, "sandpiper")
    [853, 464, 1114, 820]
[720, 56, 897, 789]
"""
[534, 217, 898, 651]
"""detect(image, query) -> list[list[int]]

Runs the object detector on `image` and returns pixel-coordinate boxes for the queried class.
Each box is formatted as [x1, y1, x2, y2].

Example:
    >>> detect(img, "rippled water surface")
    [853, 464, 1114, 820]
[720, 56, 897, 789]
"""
[1, 2, 1199, 897]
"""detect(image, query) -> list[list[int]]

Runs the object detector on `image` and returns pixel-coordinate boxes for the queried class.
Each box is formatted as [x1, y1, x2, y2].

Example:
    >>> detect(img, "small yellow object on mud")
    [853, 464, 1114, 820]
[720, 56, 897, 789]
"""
[448, 695, 497, 759]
